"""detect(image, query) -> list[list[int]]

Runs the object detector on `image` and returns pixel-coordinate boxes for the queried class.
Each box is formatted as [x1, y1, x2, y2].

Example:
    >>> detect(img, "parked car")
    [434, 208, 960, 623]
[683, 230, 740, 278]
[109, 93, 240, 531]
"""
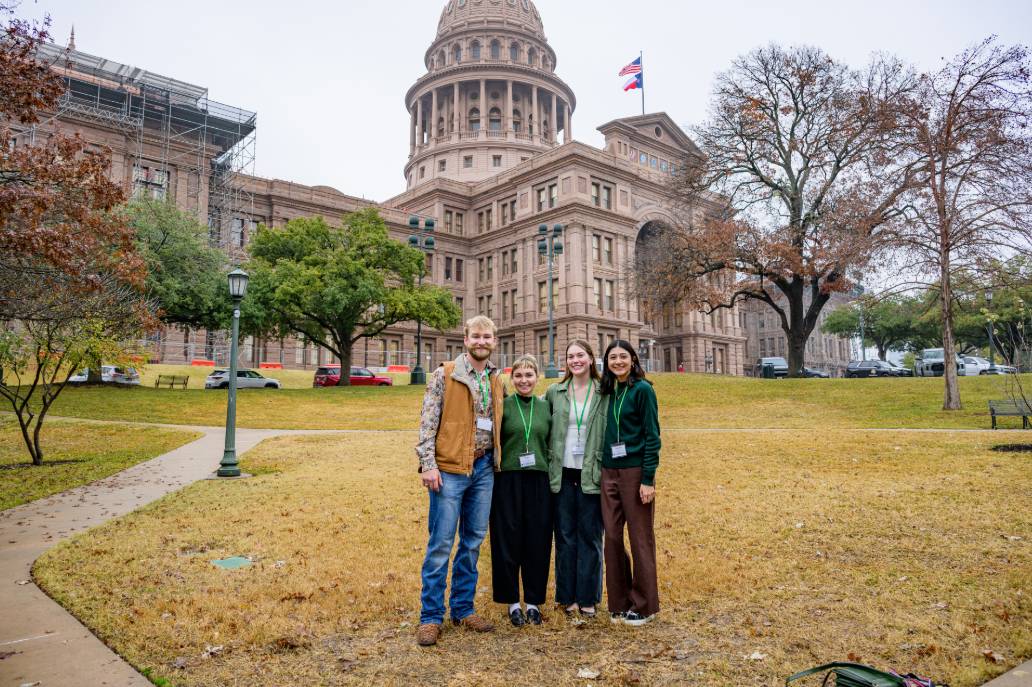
[313, 366, 394, 387]
[846, 360, 899, 378]
[887, 361, 914, 377]
[984, 362, 1019, 375]
[205, 369, 281, 389]
[68, 365, 140, 385]
[753, 357, 789, 378]
[801, 367, 830, 378]
[914, 348, 965, 377]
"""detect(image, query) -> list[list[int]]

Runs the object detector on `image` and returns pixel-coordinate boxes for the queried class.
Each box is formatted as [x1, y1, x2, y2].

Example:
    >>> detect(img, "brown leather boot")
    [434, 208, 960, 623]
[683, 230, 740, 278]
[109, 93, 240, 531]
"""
[453, 613, 495, 633]
[415, 623, 441, 646]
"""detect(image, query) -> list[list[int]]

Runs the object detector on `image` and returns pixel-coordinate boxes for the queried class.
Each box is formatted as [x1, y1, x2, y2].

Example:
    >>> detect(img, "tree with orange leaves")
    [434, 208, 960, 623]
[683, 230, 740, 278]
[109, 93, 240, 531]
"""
[637, 45, 922, 377]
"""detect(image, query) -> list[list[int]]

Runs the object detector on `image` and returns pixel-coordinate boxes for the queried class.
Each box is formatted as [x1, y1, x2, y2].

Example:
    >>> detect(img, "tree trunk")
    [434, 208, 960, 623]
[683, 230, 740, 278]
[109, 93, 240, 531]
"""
[878, 344, 888, 361]
[335, 341, 354, 387]
[785, 283, 808, 377]
[940, 256, 962, 410]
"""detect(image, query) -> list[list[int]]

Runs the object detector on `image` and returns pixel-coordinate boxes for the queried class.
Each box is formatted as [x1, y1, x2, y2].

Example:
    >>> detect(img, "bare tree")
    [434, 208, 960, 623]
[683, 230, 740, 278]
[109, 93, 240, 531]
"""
[893, 37, 1032, 410]
[637, 45, 920, 376]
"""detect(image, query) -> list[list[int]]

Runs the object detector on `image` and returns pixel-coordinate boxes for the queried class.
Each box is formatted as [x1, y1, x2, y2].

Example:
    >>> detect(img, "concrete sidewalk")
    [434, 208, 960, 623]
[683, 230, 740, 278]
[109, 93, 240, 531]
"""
[0, 426, 281, 687]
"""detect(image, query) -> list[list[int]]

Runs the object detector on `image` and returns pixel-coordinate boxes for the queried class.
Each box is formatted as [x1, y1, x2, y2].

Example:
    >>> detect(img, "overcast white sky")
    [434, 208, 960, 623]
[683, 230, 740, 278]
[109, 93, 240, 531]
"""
[16, 0, 1032, 202]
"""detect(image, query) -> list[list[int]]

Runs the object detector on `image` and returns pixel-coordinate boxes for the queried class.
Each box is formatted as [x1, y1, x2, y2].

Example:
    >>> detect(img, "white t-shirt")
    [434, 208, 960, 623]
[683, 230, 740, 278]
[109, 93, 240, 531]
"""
[562, 385, 594, 470]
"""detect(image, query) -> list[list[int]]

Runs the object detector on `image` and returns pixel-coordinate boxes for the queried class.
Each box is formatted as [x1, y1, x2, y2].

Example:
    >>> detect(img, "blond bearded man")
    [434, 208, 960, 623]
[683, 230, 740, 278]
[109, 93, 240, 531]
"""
[414, 316, 503, 646]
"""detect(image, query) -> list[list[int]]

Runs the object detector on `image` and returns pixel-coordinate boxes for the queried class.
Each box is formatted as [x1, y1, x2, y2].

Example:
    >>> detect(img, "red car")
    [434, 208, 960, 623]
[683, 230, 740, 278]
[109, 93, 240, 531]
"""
[313, 366, 394, 387]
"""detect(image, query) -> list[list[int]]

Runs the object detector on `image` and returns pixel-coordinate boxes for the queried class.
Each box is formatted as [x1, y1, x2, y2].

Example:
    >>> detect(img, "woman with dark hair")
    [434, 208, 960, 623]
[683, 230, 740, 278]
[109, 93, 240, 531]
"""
[599, 339, 661, 626]
[545, 339, 607, 619]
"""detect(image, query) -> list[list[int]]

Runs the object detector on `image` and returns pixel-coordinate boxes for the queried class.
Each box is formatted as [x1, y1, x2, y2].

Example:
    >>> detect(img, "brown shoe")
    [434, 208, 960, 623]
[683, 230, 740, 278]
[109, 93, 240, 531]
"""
[415, 623, 441, 646]
[453, 613, 495, 633]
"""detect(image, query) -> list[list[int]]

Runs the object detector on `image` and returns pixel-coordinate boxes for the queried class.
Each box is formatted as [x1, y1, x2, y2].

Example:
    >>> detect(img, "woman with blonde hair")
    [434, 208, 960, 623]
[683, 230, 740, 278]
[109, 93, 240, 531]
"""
[489, 354, 553, 626]
[545, 339, 606, 619]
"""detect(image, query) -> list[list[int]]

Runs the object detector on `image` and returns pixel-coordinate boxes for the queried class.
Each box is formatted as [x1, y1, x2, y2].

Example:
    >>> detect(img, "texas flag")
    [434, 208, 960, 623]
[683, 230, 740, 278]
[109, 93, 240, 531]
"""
[619, 57, 643, 91]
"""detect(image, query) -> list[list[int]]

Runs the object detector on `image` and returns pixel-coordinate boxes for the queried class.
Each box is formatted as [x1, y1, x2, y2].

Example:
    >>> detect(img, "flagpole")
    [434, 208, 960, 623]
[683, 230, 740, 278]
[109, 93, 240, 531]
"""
[640, 50, 645, 115]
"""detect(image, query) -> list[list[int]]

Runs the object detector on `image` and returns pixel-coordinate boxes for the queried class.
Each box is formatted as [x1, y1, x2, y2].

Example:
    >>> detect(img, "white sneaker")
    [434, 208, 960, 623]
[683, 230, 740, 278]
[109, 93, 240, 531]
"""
[622, 611, 655, 627]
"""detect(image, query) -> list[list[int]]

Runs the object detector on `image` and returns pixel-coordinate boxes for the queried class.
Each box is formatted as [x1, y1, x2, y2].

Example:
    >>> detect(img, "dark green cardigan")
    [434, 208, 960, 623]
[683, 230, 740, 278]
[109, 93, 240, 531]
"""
[500, 394, 551, 472]
[601, 379, 661, 485]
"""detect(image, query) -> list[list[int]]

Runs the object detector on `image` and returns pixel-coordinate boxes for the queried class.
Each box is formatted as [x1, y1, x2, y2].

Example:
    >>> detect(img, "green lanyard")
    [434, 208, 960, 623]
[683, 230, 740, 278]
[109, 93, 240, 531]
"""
[476, 370, 491, 414]
[571, 382, 594, 440]
[514, 396, 535, 453]
[612, 384, 629, 443]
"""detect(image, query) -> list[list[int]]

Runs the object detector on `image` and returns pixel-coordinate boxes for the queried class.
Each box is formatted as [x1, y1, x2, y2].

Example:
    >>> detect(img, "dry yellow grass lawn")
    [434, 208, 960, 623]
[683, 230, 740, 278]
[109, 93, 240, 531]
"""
[35, 430, 1031, 686]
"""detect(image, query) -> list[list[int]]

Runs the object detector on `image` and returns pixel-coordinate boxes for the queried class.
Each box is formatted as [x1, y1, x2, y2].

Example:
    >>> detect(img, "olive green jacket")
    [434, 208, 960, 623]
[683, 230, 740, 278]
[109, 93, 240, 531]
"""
[545, 380, 608, 495]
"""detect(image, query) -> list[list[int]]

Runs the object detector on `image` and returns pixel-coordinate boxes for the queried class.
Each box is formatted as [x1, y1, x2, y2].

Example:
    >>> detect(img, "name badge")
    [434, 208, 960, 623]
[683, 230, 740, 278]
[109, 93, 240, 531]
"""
[519, 453, 536, 468]
[572, 443, 585, 459]
[476, 418, 493, 432]
[610, 442, 628, 459]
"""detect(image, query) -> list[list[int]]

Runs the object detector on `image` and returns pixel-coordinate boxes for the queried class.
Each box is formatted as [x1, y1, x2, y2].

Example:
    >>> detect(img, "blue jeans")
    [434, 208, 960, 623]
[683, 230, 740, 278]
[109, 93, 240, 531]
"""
[419, 454, 495, 625]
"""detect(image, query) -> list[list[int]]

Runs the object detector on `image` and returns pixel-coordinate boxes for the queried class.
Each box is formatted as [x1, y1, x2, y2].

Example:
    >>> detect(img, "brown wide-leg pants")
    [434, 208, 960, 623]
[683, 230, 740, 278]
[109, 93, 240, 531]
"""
[600, 466, 659, 617]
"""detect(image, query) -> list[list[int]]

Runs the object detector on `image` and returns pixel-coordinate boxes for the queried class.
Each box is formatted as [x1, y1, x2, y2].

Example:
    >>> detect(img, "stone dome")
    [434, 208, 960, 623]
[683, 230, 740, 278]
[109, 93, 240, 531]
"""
[437, 0, 545, 40]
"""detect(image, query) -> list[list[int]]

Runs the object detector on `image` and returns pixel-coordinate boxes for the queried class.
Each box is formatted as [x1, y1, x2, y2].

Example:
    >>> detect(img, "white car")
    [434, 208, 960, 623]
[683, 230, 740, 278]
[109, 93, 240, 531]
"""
[958, 357, 982, 377]
[68, 366, 140, 385]
[205, 369, 281, 389]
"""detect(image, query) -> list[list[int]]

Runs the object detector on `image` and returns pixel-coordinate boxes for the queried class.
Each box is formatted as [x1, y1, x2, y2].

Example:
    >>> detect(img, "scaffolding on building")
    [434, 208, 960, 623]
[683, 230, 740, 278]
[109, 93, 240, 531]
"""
[34, 43, 257, 251]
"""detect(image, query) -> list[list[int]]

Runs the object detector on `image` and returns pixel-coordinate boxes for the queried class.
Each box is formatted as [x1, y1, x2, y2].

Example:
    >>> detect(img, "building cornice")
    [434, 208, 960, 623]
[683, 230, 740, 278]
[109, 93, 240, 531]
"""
[405, 63, 576, 111]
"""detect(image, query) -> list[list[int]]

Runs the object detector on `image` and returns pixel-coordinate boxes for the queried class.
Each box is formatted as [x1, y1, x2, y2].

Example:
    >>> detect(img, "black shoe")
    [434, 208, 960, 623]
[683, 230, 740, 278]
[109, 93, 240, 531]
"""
[526, 607, 543, 625]
[509, 608, 527, 627]
[561, 604, 576, 617]
[610, 612, 627, 624]
[622, 611, 655, 627]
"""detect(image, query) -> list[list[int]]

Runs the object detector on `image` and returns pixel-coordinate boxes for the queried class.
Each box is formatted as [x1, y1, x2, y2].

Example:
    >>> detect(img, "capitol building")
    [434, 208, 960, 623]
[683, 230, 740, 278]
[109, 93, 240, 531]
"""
[24, 0, 755, 375]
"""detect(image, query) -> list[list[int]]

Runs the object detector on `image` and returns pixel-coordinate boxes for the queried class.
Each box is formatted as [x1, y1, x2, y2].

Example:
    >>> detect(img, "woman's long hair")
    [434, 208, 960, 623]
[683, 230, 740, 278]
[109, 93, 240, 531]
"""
[600, 339, 650, 395]
[560, 339, 602, 385]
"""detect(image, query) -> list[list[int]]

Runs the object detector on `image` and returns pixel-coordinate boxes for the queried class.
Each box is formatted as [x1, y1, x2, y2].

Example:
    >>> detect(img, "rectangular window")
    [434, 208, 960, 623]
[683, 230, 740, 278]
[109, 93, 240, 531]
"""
[486, 209, 493, 231]
[486, 256, 493, 280]
[445, 210, 453, 233]
[445, 256, 453, 280]
[549, 183, 558, 208]
[230, 218, 245, 247]
[501, 203, 509, 226]
[538, 281, 547, 314]
[455, 213, 464, 235]
[539, 334, 548, 359]
[486, 294, 493, 318]
[492, 155, 502, 167]
[510, 289, 518, 319]
[478, 258, 485, 282]
[510, 249, 517, 274]
[455, 259, 464, 282]
[605, 280, 614, 311]
[478, 212, 485, 234]
[478, 296, 484, 314]
[594, 278, 603, 309]
[509, 199, 517, 223]
[592, 235, 601, 262]
[537, 187, 547, 212]
[501, 291, 509, 321]
[602, 186, 612, 210]
[604, 237, 613, 265]
[455, 296, 463, 312]
[425, 254, 433, 277]
[464, 156, 473, 168]
[501, 250, 509, 275]
[132, 164, 168, 200]
[438, 160, 447, 172]
[675, 308, 683, 328]
[591, 182, 600, 207]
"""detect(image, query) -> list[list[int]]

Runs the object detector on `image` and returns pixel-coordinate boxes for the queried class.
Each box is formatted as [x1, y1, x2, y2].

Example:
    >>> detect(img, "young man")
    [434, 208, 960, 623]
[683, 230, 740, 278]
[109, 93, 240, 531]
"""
[415, 316, 504, 646]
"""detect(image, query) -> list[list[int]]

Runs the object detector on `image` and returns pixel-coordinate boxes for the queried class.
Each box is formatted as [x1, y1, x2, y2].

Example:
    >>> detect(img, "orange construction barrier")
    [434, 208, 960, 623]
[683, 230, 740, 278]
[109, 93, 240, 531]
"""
[191, 359, 216, 367]
[387, 365, 410, 373]
[259, 362, 284, 370]
[503, 367, 512, 374]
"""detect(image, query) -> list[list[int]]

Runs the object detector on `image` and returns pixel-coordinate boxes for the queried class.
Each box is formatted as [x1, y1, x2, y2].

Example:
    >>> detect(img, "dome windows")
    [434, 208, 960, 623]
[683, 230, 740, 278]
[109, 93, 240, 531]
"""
[469, 108, 481, 131]
[488, 107, 502, 131]
[528, 47, 537, 66]
[510, 42, 520, 62]
[471, 40, 481, 60]
[512, 108, 522, 133]
[490, 40, 501, 60]
[454, 44, 462, 63]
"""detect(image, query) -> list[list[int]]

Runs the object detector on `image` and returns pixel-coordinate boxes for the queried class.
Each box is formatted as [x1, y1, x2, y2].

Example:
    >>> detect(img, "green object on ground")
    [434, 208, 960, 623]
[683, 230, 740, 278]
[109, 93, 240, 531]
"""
[211, 556, 251, 570]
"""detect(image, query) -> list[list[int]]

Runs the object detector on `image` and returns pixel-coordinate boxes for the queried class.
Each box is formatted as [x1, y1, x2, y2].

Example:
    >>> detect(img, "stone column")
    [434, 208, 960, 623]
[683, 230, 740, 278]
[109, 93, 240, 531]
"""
[480, 79, 487, 133]
[531, 85, 539, 141]
[416, 95, 424, 146]
[551, 92, 557, 143]
[564, 100, 571, 143]
[506, 79, 513, 137]
[453, 82, 460, 135]
[409, 111, 415, 154]
[431, 88, 438, 141]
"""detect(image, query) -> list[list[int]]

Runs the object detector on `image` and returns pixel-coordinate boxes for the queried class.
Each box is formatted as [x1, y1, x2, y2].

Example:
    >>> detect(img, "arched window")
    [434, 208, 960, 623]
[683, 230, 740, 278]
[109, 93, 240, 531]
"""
[468, 108, 481, 131]
[471, 41, 481, 60]
[437, 117, 445, 138]
[510, 43, 519, 62]
[438, 50, 446, 68]
[454, 44, 462, 63]
[528, 47, 537, 66]
[489, 107, 502, 131]
[490, 40, 501, 60]
[512, 108, 522, 133]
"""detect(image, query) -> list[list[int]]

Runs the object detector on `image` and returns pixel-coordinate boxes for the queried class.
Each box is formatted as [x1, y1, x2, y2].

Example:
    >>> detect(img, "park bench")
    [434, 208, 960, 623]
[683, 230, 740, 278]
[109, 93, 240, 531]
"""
[988, 399, 1031, 429]
[154, 374, 189, 390]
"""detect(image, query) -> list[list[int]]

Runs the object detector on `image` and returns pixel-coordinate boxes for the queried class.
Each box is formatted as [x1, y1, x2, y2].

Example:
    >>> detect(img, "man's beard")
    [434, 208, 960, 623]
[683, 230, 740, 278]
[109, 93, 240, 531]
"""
[467, 346, 493, 361]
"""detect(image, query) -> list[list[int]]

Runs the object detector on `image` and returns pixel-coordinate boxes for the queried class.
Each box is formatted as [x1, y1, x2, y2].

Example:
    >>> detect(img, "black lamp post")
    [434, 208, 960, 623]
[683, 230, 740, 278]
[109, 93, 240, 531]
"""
[217, 268, 249, 478]
[408, 215, 436, 385]
[986, 288, 996, 369]
[537, 223, 564, 378]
